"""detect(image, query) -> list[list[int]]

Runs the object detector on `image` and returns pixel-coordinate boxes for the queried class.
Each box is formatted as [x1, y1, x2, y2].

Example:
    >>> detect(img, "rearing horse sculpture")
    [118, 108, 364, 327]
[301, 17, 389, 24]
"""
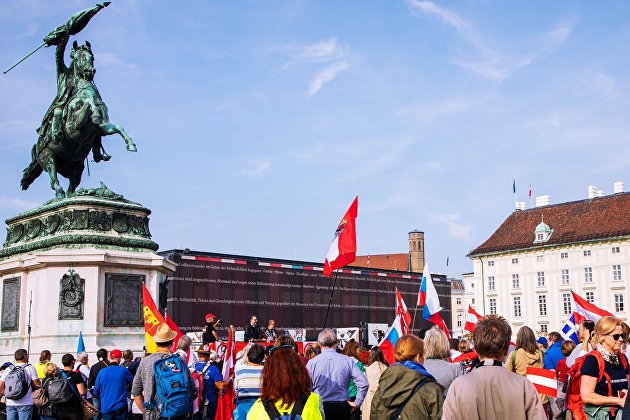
[20, 24, 136, 198]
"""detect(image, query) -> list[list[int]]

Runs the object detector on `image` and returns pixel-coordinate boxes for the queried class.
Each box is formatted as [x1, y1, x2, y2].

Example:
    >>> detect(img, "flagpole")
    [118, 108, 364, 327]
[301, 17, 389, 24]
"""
[411, 304, 420, 333]
[323, 272, 339, 329]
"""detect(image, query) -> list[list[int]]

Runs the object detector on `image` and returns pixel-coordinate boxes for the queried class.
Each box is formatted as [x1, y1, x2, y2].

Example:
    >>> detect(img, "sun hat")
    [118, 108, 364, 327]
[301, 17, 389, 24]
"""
[153, 323, 177, 343]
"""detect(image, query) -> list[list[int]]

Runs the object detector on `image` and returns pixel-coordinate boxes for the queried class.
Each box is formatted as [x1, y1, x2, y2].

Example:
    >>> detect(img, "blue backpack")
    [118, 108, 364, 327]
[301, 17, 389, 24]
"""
[145, 355, 191, 418]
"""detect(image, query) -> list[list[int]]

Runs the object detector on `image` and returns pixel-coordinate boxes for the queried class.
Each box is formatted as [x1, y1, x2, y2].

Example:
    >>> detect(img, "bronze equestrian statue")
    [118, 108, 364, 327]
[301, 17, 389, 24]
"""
[16, 3, 136, 198]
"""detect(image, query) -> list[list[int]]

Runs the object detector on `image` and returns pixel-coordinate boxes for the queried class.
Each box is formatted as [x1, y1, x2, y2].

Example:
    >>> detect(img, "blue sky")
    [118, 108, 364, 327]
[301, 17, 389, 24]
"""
[1, 1, 629, 277]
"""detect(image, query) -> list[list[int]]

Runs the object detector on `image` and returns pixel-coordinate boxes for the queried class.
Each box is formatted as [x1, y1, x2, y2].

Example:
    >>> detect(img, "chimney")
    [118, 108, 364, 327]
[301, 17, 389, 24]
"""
[614, 182, 625, 194]
[535, 195, 550, 207]
[515, 201, 527, 211]
[408, 230, 425, 273]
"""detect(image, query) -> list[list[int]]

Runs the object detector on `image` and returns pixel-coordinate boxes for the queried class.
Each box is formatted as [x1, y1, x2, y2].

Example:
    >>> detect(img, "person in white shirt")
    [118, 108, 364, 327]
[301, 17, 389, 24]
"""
[0, 349, 41, 420]
[76, 352, 93, 400]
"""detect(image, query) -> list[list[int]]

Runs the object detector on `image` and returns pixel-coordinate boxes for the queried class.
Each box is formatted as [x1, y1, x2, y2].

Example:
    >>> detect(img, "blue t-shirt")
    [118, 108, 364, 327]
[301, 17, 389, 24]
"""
[580, 354, 629, 397]
[194, 362, 223, 404]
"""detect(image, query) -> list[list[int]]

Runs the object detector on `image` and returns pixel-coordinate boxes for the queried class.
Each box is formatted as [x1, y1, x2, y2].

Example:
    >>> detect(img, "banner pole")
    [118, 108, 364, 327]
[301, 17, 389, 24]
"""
[323, 272, 339, 329]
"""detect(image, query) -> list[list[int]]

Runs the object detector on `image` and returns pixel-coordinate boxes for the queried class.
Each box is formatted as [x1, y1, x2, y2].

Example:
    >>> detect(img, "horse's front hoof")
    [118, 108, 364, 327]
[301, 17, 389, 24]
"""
[127, 143, 137, 152]
[55, 190, 66, 199]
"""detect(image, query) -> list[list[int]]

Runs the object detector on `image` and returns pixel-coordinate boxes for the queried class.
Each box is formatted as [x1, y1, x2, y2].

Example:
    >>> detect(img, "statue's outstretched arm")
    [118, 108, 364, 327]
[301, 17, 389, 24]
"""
[48, 25, 70, 75]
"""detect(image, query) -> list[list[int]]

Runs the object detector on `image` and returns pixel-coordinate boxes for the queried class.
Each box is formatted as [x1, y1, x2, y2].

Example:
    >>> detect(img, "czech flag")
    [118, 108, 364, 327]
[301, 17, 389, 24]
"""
[395, 288, 411, 333]
[464, 306, 482, 333]
[323, 196, 358, 277]
[417, 263, 450, 339]
[572, 291, 612, 322]
[378, 314, 405, 364]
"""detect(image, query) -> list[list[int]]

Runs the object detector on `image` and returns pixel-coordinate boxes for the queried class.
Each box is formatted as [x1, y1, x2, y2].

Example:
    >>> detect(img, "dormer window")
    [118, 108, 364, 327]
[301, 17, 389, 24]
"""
[533, 218, 553, 243]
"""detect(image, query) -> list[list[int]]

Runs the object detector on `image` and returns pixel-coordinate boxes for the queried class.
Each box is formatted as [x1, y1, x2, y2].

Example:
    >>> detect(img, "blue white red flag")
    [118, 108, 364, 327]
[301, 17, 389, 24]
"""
[560, 312, 585, 344]
[572, 291, 613, 322]
[378, 314, 405, 364]
[417, 263, 450, 339]
[395, 288, 411, 333]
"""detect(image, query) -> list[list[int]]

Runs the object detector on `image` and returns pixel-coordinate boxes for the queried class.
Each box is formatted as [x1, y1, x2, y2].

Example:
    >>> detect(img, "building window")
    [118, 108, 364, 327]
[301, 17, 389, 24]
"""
[472, 298, 475, 305]
[586, 291, 595, 304]
[488, 276, 495, 291]
[615, 294, 625, 312]
[489, 298, 497, 315]
[584, 250, 591, 257]
[457, 314, 463, 327]
[536, 255, 544, 262]
[539, 295, 547, 316]
[561, 269, 570, 285]
[537, 272, 545, 287]
[512, 258, 519, 264]
[456, 298, 462, 305]
[563, 293, 572, 315]
[613, 265, 622, 281]
[512, 274, 520, 289]
[612, 246, 620, 254]
[540, 324, 548, 333]
[584, 267, 593, 283]
[561, 252, 568, 259]
[514, 296, 522, 317]
[488, 260, 495, 267]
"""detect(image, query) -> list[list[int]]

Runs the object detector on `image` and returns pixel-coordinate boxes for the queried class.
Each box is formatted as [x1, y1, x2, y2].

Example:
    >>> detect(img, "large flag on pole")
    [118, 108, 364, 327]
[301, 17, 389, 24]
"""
[395, 288, 411, 333]
[77, 331, 86, 354]
[142, 283, 166, 353]
[418, 263, 450, 339]
[464, 306, 482, 333]
[216, 327, 236, 420]
[378, 314, 405, 364]
[323, 196, 358, 277]
[560, 312, 585, 344]
[164, 311, 184, 353]
[572, 291, 613, 322]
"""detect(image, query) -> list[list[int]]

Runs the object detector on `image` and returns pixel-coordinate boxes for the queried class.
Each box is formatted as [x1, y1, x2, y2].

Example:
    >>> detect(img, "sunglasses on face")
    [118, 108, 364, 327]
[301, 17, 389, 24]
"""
[268, 344, 294, 355]
[609, 333, 627, 341]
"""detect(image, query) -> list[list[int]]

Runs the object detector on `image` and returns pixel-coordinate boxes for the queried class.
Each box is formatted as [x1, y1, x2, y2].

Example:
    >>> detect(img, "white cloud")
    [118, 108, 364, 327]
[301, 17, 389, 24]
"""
[307, 61, 349, 98]
[433, 213, 473, 241]
[280, 38, 351, 97]
[241, 159, 272, 176]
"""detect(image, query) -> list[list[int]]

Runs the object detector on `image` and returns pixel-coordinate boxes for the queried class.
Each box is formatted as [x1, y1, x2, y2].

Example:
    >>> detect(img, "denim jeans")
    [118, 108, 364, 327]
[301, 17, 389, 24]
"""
[93, 396, 102, 420]
[102, 405, 128, 420]
[6, 405, 33, 420]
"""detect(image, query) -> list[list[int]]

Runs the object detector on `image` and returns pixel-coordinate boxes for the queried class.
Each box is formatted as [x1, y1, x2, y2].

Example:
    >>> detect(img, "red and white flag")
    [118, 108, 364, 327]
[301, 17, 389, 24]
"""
[572, 291, 613, 322]
[464, 306, 482, 333]
[216, 327, 236, 420]
[395, 288, 411, 333]
[323, 196, 358, 277]
[164, 311, 184, 354]
[526, 366, 558, 397]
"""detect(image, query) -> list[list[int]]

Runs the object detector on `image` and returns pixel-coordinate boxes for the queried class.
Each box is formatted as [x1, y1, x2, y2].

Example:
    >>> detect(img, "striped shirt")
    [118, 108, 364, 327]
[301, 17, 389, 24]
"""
[234, 364, 263, 398]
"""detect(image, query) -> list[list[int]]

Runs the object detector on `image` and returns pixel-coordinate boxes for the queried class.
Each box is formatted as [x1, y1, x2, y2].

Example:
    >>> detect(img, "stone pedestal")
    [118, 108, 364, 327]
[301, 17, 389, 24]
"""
[0, 186, 174, 359]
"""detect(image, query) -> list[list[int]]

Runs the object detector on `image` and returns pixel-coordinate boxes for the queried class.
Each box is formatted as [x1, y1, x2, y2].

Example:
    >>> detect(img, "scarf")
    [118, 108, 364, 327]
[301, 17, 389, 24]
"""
[395, 360, 436, 382]
[596, 343, 621, 365]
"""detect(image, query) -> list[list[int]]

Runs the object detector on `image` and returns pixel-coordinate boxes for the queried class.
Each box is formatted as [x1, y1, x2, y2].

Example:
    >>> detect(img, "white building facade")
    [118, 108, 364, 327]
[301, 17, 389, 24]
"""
[468, 189, 630, 334]
[450, 278, 466, 338]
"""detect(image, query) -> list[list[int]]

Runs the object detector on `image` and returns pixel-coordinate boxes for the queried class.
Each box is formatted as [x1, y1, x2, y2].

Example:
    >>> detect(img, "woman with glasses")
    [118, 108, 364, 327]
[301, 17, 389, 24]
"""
[580, 316, 629, 419]
[246, 346, 323, 420]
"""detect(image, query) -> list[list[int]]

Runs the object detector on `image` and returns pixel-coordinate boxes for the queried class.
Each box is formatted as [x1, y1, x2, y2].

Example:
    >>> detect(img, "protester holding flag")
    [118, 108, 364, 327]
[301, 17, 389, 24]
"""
[580, 316, 629, 418]
[505, 326, 550, 418]
[566, 319, 596, 368]
[370, 335, 444, 419]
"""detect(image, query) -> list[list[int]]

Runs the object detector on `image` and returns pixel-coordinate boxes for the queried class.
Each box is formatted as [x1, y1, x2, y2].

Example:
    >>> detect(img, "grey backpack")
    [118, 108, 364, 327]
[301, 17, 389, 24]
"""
[46, 374, 74, 404]
[4, 365, 30, 400]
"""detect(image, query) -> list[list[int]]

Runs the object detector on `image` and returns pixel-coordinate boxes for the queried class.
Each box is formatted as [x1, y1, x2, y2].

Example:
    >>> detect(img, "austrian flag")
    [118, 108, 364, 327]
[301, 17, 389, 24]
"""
[323, 196, 358, 277]
[464, 305, 482, 333]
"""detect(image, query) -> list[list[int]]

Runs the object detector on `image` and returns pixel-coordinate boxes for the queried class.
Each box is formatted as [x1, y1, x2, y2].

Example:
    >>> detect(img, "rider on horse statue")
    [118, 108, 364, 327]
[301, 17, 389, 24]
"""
[19, 2, 136, 199]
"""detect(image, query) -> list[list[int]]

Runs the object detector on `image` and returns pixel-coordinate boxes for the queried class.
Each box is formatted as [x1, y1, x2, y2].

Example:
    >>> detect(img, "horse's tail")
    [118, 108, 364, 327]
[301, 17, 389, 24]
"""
[20, 144, 42, 191]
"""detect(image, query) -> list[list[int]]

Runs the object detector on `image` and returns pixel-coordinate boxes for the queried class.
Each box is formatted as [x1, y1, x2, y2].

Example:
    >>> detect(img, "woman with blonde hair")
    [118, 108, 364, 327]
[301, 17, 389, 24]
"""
[38, 362, 60, 420]
[580, 316, 628, 419]
[422, 327, 464, 394]
[371, 335, 444, 419]
[361, 346, 388, 420]
[506, 326, 549, 418]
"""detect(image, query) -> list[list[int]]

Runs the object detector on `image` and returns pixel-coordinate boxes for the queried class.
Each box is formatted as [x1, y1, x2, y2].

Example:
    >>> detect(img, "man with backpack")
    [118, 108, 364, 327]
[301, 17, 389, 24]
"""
[131, 324, 193, 420]
[53, 354, 87, 420]
[0, 349, 40, 420]
[93, 349, 133, 420]
[193, 347, 231, 420]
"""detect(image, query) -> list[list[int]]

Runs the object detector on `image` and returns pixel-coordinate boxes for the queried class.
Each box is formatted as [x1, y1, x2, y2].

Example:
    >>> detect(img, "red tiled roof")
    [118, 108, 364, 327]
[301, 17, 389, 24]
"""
[353, 253, 409, 272]
[469, 192, 630, 256]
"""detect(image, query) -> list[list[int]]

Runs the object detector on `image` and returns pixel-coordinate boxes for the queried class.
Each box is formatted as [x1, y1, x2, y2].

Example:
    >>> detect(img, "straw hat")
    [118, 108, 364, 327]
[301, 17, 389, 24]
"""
[197, 344, 212, 355]
[153, 324, 177, 343]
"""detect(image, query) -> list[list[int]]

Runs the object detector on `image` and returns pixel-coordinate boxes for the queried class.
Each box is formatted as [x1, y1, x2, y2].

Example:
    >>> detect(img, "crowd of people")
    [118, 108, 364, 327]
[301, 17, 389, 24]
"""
[1, 314, 630, 420]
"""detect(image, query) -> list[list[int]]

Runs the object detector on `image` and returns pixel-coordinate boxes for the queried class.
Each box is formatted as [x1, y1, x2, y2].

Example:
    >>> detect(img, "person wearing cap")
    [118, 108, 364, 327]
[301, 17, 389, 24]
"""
[93, 350, 133, 420]
[536, 336, 548, 351]
[131, 324, 193, 420]
[202, 314, 221, 345]
[194, 346, 231, 420]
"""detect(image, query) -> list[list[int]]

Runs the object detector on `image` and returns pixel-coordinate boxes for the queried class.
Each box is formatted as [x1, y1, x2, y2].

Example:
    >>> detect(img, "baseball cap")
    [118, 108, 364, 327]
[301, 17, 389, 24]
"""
[205, 313, 216, 320]
[110, 349, 123, 359]
[537, 337, 548, 347]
